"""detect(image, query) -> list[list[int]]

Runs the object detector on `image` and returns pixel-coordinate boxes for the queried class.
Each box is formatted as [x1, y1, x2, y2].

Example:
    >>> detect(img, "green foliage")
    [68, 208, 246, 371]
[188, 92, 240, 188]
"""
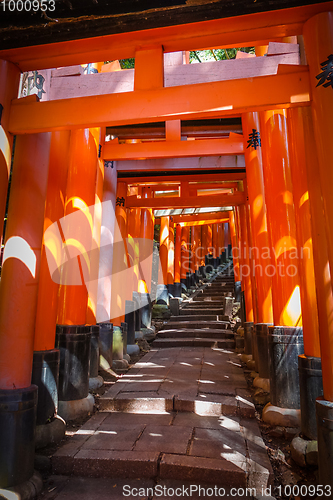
[119, 58, 135, 69]
[189, 48, 255, 63]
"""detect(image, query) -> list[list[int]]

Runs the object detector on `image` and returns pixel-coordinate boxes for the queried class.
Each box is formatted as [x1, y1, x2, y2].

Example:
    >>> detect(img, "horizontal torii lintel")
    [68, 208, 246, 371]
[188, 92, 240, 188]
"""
[178, 217, 229, 227]
[9, 66, 310, 135]
[168, 211, 231, 224]
[118, 171, 246, 183]
[126, 192, 245, 209]
[1, 2, 332, 71]
[103, 135, 244, 160]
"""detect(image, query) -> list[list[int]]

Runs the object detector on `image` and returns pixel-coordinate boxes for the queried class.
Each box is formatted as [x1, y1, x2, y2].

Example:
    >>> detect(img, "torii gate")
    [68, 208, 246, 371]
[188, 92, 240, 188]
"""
[1, 2, 333, 493]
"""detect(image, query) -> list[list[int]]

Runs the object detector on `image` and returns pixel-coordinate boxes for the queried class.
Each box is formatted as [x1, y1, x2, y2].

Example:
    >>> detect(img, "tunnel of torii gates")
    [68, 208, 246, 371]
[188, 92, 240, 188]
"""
[1, 1, 333, 491]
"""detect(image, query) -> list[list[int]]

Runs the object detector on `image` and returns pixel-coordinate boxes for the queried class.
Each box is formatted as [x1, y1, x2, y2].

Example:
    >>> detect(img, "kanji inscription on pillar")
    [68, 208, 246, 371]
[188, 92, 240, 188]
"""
[316, 54, 333, 88]
[246, 129, 261, 150]
[116, 196, 125, 207]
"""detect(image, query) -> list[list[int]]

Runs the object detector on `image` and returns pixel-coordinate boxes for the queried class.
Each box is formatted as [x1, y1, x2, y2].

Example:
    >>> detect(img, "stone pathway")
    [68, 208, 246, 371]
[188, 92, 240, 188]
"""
[44, 267, 274, 499]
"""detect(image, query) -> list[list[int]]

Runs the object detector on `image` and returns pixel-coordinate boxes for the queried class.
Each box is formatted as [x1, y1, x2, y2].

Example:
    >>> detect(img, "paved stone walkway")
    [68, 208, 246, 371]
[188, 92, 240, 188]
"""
[44, 268, 274, 499]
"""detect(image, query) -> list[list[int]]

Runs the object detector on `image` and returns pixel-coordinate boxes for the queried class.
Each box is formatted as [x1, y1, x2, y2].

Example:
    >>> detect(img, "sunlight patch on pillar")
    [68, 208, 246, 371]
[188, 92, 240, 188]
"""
[3, 236, 37, 278]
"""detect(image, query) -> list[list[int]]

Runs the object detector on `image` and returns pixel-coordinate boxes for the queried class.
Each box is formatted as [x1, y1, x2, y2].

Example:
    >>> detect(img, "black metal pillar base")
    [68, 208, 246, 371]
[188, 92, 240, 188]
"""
[268, 326, 304, 409]
[132, 291, 142, 331]
[316, 396, 333, 491]
[222, 251, 226, 263]
[98, 322, 113, 370]
[55, 325, 91, 401]
[140, 292, 152, 329]
[199, 266, 206, 278]
[121, 322, 128, 356]
[0, 385, 38, 487]
[244, 322, 254, 355]
[234, 281, 241, 303]
[173, 282, 182, 298]
[156, 284, 169, 305]
[112, 325, 123, 361]
[256, 323, 273, 380]
[251, 326, 259, 373]
[31, 349, 59, 425]
[89, 325, 100, 379]
[180, 278, 188, 293]
[125, 300, 135, 345]
[167, 283, 175, 297]
[298, 355, 323, 440]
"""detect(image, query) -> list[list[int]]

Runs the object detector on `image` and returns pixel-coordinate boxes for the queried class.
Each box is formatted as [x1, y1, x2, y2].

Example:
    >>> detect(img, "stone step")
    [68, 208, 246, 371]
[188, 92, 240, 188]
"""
[98, 392, 255, 418]
[179, 308, 223, 316]
[185, 302, 224, 306]
[157, 328, 234, 339]
[174, 314, 230, 322]
[152, 338, 236, 349]
[166, 320, 231, 329]
[51, 405, 270, 490]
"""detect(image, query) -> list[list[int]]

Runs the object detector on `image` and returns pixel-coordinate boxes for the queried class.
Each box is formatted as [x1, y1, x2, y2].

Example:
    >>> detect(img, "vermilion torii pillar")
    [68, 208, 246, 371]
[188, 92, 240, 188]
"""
[181, 225, 190, 289]
[174, 223, 182, 297]
[229, 210, 240, 283]
[156, 216, 169, 306]
[218, 222, 224, 260]
[32, 132, 70, 431]
[303, 13, 333, 480]
[236, 204, 254, 322]
[287, 106, 322, 443]
[260, 110, 301, 328]
[260, 108, 303, 418]
[86, 128, 104, 326]
[302, 105, 333, 487]
[110, 181, 130, 325]
[140, 186, 154, 294]
[0, 133, 51, 488]
[0, 60, 20, 251]
[168, 218, 175, 287]
[34, 131, 70, 352]
[242, 112, 273, 325]
[57, 129, 98, 325]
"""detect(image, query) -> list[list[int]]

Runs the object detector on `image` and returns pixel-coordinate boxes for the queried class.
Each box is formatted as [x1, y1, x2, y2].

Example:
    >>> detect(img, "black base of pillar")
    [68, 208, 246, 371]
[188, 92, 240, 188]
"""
[125, 300, 135, 345]
[89, 325, 100, 379]
[205, 264, 214, 274]
[244, 322, 254, 355]
[0, 385, 37, 487]
[316, 396, 333, 490]
[98, 323, 113, 369]
[268, 326, 304, 409]
[32, 349, 59, 425]
[256, 323, 273, 379]
[180, 278, 188, 292]
[299, 355, 323, 440]
[173, 282, 182, 298]
[251, 326, 259, 373]
[228, 244, 232, 258]
[55, 325, 91, 401]
[156, 284, 169, 305]
[132, 292, 142, 331]
[222, 251, 226, 263]
[199, 266, 206, 278]
[167, 283, 175, 297]
[121, 323, 128, 356]
[113, 326, 123, 361]
[140, 292, 152, 329]
[234, 281, 241, 303]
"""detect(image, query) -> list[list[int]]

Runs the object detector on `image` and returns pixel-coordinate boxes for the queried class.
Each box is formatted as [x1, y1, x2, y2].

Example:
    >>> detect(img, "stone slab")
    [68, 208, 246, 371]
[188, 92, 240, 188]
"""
[41, 477, 155, 500]
[73, 449, 159, 478]
[159, 454, 247, 487]
[80, 424, 145, 451]
[134, 424, 193, 454]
